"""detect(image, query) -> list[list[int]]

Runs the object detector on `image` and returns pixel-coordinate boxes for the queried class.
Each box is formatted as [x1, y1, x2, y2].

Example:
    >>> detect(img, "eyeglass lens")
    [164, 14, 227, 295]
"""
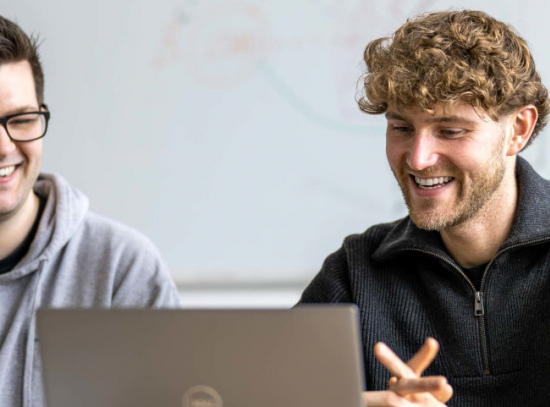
[7, 113, 47, 141]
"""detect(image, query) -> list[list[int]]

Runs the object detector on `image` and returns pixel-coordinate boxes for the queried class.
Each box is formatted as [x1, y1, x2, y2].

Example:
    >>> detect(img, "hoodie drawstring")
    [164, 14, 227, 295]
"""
[22, 260, 46, 407]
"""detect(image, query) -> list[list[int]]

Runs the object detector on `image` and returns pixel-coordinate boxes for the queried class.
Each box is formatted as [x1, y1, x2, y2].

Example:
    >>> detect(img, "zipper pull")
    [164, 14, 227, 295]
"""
[474, 292, 484, 316]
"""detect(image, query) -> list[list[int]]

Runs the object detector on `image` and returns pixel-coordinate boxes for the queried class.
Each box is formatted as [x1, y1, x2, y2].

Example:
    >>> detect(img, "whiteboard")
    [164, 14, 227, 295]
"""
[3, 0, 550, 285]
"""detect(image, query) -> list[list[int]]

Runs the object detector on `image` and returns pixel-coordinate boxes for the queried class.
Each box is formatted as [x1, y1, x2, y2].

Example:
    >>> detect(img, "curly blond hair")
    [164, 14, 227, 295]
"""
[358, 10, 550, 147]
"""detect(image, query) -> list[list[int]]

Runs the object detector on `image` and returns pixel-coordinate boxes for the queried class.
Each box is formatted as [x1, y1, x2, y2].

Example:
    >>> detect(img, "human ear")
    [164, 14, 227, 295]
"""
[506, 105, 538, 156]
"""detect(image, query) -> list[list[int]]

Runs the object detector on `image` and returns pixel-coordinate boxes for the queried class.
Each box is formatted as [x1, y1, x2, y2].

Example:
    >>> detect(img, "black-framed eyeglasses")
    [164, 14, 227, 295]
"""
[0, 103, 50, 142]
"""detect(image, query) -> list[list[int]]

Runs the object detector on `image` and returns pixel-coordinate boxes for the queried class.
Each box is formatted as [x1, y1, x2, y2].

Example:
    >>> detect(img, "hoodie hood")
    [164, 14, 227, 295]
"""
[0, 172, 89, 282]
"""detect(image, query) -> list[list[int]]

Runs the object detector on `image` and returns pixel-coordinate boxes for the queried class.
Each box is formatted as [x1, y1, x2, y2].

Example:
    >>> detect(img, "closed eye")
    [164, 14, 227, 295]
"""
[11, 118, 35, 125]
[390, 125, 413, 133]
[440, 129, 466, 138]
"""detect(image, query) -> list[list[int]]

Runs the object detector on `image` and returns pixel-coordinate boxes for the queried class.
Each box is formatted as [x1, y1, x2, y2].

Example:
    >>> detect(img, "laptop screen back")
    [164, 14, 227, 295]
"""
[37, 306, 365, 407]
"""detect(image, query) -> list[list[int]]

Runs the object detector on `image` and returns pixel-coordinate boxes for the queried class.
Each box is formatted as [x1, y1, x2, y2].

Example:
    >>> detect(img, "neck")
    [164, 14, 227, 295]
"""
[0, 191, 39, 260]
[440, 159, 518, 268]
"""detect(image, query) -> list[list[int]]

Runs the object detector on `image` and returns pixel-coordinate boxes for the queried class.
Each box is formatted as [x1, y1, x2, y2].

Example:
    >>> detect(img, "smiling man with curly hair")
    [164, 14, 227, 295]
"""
[300, 10, 550, 406]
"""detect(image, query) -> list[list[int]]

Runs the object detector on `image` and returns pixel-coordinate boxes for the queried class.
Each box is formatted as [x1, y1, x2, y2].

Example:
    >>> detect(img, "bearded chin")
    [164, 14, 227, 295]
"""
[408, 206, 460, 231]
[397, 158, 507, 232]
[401, 191, 460, 231]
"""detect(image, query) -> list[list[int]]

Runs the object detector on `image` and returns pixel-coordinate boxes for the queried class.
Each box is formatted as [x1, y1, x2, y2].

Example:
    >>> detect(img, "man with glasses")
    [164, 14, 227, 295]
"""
[0, 15, 180, 406]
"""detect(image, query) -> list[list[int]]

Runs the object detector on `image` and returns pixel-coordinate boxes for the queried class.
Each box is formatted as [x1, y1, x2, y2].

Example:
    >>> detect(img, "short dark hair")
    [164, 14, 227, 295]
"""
[0, 15, 44, 104]
[358, 10, 550, 148]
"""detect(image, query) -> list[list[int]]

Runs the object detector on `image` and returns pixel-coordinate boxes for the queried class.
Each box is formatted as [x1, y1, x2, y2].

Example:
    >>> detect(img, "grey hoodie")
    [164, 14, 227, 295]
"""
[0, 173, 181, 407]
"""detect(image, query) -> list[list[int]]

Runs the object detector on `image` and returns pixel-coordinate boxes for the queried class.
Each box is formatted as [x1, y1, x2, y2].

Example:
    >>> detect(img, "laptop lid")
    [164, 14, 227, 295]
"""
[37, 305, 365, 407]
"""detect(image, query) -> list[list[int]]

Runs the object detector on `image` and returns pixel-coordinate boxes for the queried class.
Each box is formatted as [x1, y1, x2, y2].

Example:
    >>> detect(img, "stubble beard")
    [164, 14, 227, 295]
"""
[394, 142, 507, 232]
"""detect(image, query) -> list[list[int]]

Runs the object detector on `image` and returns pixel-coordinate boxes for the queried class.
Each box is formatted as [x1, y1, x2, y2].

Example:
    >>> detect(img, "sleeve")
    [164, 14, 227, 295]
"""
[84, 217, 182, 309]
[298, 246, 353, 304]
[109, 238, 181, 308]
[53, 213, 182, 308]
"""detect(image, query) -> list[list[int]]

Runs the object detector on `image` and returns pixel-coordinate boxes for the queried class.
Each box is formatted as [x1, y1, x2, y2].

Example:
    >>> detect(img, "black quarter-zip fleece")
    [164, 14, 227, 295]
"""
[300, 156, 550, 406]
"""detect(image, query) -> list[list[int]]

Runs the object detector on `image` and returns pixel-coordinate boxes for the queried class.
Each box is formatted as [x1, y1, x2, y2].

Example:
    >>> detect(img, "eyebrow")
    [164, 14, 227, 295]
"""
[385, 111, 479, 126]
[385, 112, 409, 121]
[1, 105, 40, 116]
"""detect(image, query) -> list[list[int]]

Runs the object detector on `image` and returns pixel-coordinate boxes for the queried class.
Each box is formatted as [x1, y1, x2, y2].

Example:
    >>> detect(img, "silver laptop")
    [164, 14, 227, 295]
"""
[37, 306, 365, 407]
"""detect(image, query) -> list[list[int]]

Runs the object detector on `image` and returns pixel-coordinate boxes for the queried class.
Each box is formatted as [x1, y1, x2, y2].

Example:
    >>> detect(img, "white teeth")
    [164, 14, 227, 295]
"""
[0, 166, 15, 177]
[414, 176, 453, 189]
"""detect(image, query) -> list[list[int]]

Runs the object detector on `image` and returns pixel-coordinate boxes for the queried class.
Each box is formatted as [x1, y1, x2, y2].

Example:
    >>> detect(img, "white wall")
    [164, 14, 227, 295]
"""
[2, 0, 550, 306]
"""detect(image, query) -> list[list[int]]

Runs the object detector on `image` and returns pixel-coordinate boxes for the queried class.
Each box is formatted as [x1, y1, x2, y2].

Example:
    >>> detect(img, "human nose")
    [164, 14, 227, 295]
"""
[0, 125, 16, 157]
[406, 130, 439, 171]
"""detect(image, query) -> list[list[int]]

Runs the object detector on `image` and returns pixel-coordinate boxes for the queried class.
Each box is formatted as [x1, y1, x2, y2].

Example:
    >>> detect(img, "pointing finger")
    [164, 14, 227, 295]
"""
[407, 337, 440, 376]
[374, 342, 416, 379]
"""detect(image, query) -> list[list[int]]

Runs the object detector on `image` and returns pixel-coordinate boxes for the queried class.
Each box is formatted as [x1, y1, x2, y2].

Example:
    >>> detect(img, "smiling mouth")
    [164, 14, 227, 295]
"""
[0, 166, 16, 178]
[413, 175, 454, 190]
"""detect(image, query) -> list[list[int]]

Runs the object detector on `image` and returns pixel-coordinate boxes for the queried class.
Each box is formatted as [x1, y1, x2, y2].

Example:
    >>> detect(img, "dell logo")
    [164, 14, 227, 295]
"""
[182, 385, 223, 407]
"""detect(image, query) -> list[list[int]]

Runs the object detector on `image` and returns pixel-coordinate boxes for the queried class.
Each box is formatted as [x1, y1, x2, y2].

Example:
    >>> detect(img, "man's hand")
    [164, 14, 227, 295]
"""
[362, 338, 453, 406]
